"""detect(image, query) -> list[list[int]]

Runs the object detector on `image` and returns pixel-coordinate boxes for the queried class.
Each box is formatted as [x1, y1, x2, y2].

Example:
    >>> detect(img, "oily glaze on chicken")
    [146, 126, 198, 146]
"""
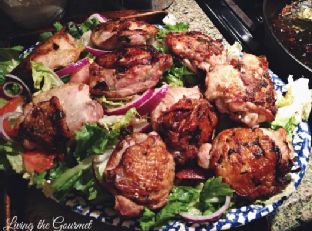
[91, 19, 159, 50]
[89, 46, 173, 98]
[209, 128, 293, 200]
[18, 83, 103, 150]
[205, 54, 277, 127]
[104, 132, 175, 217]
[156, 98, 218, 166]
[165, 31, 226, 73]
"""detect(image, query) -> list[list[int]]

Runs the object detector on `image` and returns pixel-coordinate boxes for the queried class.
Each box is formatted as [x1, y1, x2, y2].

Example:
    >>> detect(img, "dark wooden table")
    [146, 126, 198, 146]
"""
[0, 1, 310, 230]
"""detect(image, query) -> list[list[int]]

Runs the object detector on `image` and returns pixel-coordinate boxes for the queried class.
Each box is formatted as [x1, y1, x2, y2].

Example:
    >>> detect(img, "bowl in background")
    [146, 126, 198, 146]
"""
[0, 0, 67, 29]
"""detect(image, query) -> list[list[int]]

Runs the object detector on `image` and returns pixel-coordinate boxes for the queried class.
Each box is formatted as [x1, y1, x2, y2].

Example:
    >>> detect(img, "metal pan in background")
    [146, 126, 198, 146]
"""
[263, 0, 312, 87]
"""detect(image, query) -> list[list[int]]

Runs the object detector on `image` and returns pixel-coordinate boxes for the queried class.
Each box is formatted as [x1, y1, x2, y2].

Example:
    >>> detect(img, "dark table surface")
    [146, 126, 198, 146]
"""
[0, 1, 310, 231]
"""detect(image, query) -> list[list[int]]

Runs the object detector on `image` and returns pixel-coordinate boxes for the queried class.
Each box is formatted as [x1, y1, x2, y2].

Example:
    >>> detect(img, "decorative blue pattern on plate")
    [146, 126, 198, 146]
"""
[62, 72, 311, 231]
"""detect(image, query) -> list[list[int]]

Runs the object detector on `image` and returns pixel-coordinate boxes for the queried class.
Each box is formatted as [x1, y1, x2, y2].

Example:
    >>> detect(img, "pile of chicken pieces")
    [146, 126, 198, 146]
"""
[13, 18, 294, 217]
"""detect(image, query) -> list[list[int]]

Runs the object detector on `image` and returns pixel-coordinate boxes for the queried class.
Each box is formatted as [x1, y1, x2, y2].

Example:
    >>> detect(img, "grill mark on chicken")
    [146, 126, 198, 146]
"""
[89, 46, 173, 98]
[210, 128, 293, 200]
[91, 19, 159, 50]
[165, 31, 226, 73]
[19, 96, 71, 150]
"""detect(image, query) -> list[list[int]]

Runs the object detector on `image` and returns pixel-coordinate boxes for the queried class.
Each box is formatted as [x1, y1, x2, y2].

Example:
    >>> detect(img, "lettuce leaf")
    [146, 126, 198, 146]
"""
[73, 108, 137, 161]
[163, 65, 196, 87]
[0, 139, 23, 173]
[271, 77, 312, 136]
[31, 61, 63, 92]
[139, 177, 233, 230]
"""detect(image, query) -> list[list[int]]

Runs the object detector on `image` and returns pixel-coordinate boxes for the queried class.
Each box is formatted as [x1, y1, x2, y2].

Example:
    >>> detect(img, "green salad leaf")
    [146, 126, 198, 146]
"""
[73, 108, 137, 161]
[31, 61, 63, 92]
[139, 177, 233, 230]
[67, 17, 101, 39]
[163, 65, 196, 87]
[0, 139, 23, 173]
[0, 46, 24, 84]
[271, 77, 312, 137]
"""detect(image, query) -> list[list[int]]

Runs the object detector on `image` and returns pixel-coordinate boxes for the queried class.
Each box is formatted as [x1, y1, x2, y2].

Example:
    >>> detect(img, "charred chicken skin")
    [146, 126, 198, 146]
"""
[205, 54, 277, 127]
[104, 132, 175, 217]
[91, 19, 159, 50]
[165, 31, 226, 73]
[156, 98, 218, 166]
[89, 46, 173, 98]
[209, 128, 293, 200]
[18, 83, 103, 150]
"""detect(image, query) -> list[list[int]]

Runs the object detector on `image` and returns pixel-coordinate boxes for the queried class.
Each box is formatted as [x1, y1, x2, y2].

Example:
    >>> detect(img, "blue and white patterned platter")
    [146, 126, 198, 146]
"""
[61, 72, 311, 231]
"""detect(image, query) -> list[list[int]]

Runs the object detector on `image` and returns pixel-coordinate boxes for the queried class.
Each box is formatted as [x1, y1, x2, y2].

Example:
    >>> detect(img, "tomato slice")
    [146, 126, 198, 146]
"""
[22, 151, 55, 173]
[0, 96, 24, 138]
[0, 96, 24, 116]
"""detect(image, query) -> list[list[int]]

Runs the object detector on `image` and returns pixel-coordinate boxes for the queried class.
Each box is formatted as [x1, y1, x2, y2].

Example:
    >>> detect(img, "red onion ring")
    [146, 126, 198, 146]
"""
[5, 74, 31, 98]
[179, 196, 231, 223]
[105, 89, 154, 115]
[86, 46, 111, 56]
[132, 121, 152, 133]
[56, 58, 89, 77]
[0, 111, 22, 142]
[2, 81, 23, 98]
[137, 85, 168, 115]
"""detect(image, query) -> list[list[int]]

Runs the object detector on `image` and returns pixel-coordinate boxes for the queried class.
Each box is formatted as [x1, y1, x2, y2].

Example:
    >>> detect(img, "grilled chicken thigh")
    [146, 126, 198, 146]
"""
[14, 30, 83, 75]
[91, 19, 159, 50]
[156, 98, 218, 166]
[209, 128, 293, 200]
[165, 31, 226, 73]
[18, 83, 103, 150]
[89, 46, 173, 98]
[104, 132, 175, 217]
[151, 86, 217, 166]
[205, 54, 277, 127]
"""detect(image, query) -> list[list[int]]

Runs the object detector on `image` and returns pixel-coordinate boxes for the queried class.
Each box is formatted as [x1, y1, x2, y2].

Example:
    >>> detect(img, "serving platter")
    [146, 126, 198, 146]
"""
[59, 72, 311, 231]
[2, 9, 311, 231]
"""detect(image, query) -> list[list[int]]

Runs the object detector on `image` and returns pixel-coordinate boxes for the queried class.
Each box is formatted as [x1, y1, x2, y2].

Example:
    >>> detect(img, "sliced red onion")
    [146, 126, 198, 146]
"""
[56, 58, 89, 77]
[105, 89, 154, 115]
[86, 46, 110, 56]
[179, 196, 231, 223]
[137, 85, 168, 115]
[88, 13, 108, 23]
[132, 120, 152, 133]
[2, 81, 23, 98]
[5, 74, 31, 98]
[0, 111, 22, 141]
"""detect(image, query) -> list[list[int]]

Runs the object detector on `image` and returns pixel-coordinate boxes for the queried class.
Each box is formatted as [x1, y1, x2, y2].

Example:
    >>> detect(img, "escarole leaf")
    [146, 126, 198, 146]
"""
[163, 65, 196, 87]
[31, 61, 63, 92]
[271, 77, 312, 137]
[139, 177, 233, 230]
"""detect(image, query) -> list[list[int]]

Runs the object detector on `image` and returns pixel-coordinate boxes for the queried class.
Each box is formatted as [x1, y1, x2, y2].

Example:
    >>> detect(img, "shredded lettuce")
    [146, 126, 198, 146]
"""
[139, 177, 233, 230]
[271, 77, 312, 136]
[0, 46, 24, 84]
[163, 65, 197, 87]
[0, 139, 23, 173]
[96, 96, 124, 109]
[67, 17, 101, 39]
[31, 61, 63, 92]
[73, 108, 137, 161]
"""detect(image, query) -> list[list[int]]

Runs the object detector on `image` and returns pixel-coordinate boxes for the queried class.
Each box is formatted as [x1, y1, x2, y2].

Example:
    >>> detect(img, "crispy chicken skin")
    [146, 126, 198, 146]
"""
[14, 30, 83, 75]
[105, 132, 175, 217]
[91, 19, 159, 50]
[18, 83, 103, 150]
[156, 98, 218, 166]
[18, 96, 71, 150]
[205, 54, 277, 127]
[209, 128, 293, 200]
[89, 46, 173, 98]
[165, 31, 226, 73]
